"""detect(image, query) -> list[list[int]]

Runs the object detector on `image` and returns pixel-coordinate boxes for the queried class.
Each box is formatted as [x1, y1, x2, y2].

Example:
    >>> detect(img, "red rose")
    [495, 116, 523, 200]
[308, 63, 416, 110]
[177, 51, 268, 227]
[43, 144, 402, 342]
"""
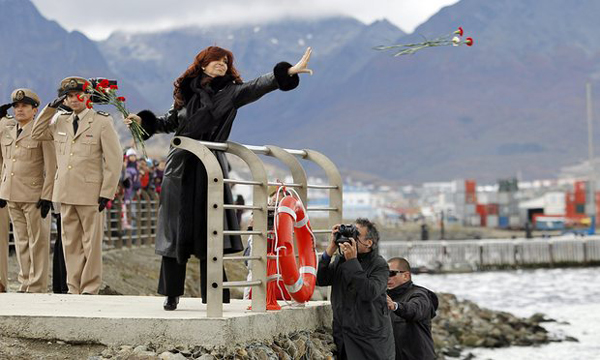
[99, 79, 110, 88]
[456, 27, 464, 36]
[110, 85, 119, 90]
[76, 94, 84, 102]
[86, 99, 93, 109]
[117, 96, 126, 102]
[465, 37, 474, 46]
[83, 81, 90, 91]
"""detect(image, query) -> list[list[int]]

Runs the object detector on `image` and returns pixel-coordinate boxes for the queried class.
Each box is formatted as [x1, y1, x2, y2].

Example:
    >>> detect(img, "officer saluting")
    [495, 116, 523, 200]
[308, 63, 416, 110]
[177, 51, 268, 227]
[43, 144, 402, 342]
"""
[33, 77, 122, 295]
[0, 102, 13, 292]
[0, 89, 56, 293]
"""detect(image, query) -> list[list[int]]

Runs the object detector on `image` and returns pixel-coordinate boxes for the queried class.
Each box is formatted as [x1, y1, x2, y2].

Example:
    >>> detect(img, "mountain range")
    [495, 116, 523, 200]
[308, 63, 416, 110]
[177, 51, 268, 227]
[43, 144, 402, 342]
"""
[2, 0, 600, 183]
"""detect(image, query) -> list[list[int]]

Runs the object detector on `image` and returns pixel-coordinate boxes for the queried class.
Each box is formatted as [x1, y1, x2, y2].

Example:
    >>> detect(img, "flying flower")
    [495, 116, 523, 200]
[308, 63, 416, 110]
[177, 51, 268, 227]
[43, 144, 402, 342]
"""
[374, 26, 474, 56]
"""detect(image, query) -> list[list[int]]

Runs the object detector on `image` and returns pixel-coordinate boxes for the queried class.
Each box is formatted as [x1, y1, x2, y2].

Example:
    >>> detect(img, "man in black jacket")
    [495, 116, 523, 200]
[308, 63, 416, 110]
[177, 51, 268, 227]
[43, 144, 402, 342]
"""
[387, 257, 438, 360]
[317, 218, 395, 360]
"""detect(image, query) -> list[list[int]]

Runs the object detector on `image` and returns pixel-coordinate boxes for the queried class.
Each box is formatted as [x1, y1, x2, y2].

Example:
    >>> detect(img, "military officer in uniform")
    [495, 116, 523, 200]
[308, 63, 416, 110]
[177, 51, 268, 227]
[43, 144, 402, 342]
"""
[32, 77, 122, 295]
[0, 89, 56, 293]
[0, 102, 13, 292]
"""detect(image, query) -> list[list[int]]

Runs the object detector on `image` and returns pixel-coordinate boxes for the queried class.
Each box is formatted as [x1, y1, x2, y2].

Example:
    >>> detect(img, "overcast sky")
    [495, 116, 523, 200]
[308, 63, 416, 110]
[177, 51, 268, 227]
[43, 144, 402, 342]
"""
[30, 0, 459, 40]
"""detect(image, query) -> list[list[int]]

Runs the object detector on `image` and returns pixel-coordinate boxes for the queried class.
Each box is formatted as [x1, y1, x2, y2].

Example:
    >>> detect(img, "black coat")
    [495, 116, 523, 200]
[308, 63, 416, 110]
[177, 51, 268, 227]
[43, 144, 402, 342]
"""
[139, 62, 299, 262]
[387, 281, 438, 360]
[317, 250, 395, 360]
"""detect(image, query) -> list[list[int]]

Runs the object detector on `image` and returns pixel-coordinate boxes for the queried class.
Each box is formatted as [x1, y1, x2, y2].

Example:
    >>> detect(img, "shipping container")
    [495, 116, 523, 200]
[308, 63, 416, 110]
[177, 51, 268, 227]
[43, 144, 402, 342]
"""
[465, 180, 476, 194]
[476, 204, 487, 217]
[478, 192, 498, 205]
[487, 215, 499, 228]
[498, 192, 511, 205]
[467, 215, 481, 227]
[499, 216, 509, 228]
[465, 203, 476, 215]
[486, 204, 499, 215]
[509, 215, 520, 228]
[454, 180, 466, 193]
[575, 181, 586, 203]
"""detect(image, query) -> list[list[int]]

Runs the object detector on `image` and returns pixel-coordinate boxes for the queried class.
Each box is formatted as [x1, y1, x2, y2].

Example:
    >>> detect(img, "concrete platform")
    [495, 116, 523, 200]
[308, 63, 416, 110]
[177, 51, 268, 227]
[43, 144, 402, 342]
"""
[0, 293, 332, 350]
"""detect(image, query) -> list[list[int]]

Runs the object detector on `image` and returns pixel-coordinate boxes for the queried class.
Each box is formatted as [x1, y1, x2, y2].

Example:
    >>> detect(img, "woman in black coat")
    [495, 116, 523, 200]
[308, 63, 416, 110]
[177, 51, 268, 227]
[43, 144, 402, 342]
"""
[125, 46, 312, 310]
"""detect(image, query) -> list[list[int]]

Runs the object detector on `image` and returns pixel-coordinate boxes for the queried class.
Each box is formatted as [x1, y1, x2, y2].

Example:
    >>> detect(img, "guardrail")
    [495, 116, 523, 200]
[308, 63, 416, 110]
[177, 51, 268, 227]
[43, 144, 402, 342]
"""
[171, 137, 342, 317]
[378, 236, 600, 271]
[6, 191, 160, 249]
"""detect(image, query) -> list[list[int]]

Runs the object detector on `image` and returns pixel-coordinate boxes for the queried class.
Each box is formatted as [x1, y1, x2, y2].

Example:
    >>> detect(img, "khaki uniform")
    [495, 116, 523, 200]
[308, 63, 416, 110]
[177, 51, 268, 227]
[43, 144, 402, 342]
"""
[32, 104, 122, 294]
[0, 118, 56, 292]
[0, 116, 11, 292]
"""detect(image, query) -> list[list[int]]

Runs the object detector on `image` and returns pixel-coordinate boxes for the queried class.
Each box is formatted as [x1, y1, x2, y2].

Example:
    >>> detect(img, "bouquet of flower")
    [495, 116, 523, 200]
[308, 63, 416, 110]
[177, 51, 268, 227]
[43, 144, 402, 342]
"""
[81, 79, 148, 157]
[374, 27, 474, 56]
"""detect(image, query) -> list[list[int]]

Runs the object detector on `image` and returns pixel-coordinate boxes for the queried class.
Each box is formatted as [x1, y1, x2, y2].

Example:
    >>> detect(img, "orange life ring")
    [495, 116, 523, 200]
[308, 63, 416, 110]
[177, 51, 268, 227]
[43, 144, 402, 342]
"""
[275, 195, 317, 303]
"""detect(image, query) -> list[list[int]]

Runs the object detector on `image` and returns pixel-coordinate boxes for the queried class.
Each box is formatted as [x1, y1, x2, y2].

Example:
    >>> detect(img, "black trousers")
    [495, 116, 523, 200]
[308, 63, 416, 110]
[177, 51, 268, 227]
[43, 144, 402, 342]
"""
[52, 214, 68, 294]
[157, 256, 230, 303]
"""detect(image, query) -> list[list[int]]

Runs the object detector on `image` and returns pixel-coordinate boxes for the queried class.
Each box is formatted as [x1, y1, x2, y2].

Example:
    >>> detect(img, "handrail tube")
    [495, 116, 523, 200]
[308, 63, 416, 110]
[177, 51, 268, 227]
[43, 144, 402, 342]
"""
[224, 255, 262, 261]
[223, 280, 262, 288]
[223, 204, 262, 210]
[223, 230, 263, 236]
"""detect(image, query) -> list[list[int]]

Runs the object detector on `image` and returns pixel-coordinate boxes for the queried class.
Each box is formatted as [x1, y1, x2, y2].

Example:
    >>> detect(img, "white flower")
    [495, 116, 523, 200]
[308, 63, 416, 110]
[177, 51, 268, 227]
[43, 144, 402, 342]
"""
[452, 36, 461, 46]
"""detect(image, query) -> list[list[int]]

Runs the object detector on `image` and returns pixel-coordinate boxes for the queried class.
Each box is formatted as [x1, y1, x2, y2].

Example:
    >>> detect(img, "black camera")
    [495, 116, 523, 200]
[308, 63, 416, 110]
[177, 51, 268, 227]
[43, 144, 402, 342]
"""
[335, 224, 359, 245]
[88, 78, 118, 104]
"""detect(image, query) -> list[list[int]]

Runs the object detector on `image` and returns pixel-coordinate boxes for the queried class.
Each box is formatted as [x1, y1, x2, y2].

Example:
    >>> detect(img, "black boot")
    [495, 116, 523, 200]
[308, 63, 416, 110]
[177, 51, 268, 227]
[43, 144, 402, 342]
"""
[163, 296, 179, 311]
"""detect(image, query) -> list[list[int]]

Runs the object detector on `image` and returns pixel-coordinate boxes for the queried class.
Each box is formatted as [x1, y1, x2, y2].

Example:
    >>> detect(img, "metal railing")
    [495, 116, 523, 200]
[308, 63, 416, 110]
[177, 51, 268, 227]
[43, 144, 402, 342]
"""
[5, 191, 161, 249]
[171, 137, 342, 318]
[378, 236, 600, 271]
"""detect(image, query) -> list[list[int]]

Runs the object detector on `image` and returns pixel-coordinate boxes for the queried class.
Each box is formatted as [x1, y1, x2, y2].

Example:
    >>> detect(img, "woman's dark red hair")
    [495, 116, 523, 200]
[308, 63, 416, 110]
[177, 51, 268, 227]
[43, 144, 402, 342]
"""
[173, 46, 242, 109]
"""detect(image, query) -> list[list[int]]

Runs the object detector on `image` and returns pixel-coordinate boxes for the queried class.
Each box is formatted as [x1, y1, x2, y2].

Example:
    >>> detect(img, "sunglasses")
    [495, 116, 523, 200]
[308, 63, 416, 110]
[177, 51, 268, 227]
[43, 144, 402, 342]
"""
[389, 270, 408, 277]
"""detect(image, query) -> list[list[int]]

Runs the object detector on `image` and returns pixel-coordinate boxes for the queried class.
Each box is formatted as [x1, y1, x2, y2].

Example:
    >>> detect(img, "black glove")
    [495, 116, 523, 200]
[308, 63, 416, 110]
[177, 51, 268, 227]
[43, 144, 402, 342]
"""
[0, 199, 6, 208]
[122, 178, 131, 188]
[36, 199, 53, 218]
[58, 104, 73, 112]
[98, 197, 110, 212]
[49, 95, 67, 109]
[0, 103, 12, 118]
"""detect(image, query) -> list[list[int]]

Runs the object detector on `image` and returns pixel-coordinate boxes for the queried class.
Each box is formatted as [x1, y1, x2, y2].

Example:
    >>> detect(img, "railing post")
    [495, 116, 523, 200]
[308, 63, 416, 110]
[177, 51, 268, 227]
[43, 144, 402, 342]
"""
[226, 141, 269, 312]
[172, 136, 225, 318]
[114, 196, 123, 249]
[301, 149, 343, 227]
[265, 145, 308, 204]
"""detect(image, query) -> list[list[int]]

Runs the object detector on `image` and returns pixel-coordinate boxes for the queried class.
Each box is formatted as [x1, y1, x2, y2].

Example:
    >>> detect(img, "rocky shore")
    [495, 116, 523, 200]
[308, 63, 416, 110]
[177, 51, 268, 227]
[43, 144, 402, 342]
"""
[76, 293, 573, 360]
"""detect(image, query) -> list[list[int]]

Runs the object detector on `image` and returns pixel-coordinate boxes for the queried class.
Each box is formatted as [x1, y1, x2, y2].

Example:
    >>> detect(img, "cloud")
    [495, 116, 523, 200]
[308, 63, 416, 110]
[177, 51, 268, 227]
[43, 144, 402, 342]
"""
[31, 0, 459, 40]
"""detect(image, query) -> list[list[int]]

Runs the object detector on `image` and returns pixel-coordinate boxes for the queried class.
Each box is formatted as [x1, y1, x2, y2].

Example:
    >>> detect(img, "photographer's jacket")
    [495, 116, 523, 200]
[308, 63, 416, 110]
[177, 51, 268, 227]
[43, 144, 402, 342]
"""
[317, 250, 395, 360]
[388, 281, 438, 360]
[31, 107, 122, 205]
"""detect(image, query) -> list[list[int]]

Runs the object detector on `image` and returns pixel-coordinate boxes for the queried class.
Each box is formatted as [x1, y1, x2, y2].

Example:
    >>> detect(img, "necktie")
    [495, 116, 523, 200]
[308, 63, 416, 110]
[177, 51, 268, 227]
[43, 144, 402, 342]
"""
[73, 115, 79, 135]
[16, 127, 22, 138]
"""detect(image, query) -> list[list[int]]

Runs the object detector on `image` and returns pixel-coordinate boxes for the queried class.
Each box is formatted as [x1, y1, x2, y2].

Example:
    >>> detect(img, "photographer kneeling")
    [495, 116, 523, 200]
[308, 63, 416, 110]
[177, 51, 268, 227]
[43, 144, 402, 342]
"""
[316, 218, 395, 360]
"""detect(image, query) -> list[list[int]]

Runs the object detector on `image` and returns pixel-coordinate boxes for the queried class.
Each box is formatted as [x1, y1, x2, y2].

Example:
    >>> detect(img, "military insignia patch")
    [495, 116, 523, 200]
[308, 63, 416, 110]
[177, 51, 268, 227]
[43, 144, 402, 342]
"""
[68, 79, 78, 89]
[97, 111, 110, 116]
[14, 90, 25, 101]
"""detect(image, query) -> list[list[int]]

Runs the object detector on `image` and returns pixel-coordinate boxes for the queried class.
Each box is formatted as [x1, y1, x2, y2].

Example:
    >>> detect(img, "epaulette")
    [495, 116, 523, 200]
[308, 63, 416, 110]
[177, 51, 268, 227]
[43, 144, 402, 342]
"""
[5, 114, 13, 119]
[96, 111, 110, 117]
[58, 110, 72, 115]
